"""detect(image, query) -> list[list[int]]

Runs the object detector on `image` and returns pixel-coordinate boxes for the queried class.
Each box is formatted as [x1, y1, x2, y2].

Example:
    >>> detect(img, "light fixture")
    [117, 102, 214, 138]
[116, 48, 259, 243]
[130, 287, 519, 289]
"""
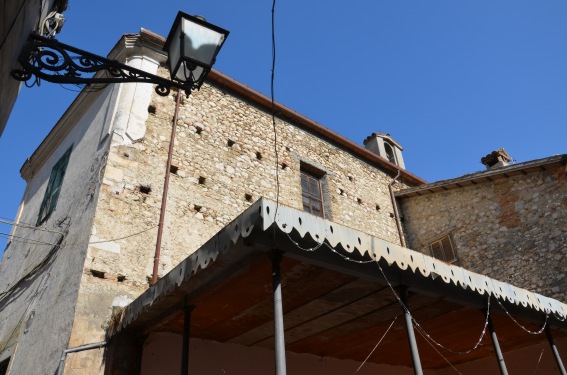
[164, 12, 229, 92]
[11, 11, 229, 97]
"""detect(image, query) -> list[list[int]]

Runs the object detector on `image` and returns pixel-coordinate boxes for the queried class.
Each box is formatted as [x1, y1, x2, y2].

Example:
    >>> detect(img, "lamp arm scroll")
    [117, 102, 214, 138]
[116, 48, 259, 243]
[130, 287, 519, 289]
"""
[11, 34, 192, 97]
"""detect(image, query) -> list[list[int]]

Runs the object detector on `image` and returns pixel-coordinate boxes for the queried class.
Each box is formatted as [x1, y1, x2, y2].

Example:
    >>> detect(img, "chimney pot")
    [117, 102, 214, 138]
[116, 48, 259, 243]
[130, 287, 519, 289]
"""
[481, 148, 512, 169]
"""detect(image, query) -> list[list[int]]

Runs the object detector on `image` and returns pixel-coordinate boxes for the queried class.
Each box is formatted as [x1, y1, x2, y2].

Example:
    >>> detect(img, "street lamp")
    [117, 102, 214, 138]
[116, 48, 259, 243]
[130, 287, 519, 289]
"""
[164, 12, 229, 93]
[11, 11, 229, 97]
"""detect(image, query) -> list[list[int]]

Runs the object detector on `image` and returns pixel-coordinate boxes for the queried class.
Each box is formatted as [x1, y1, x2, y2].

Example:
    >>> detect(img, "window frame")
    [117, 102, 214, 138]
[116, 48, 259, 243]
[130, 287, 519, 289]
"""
[300, 166, 325, 218]
[36, 146, 73, 226]
[429, 234, 457, 264]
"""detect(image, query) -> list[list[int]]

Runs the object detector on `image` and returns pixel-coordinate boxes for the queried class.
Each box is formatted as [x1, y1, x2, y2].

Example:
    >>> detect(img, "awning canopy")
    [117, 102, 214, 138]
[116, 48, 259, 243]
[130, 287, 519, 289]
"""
[109, 198, 567, 370]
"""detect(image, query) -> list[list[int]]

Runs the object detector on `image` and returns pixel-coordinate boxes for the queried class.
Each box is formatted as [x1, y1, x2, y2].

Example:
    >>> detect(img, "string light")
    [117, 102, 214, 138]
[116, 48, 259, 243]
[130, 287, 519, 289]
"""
[279, 218, 552, 357]
[494, 297, 548, 335]
[415, 327, 464, 375]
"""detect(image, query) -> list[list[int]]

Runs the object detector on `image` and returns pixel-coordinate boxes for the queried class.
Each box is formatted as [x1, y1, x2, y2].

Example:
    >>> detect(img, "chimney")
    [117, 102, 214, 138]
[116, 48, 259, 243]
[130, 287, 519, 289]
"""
[481, 148, 512, 169]
[363, 133, 405, 169]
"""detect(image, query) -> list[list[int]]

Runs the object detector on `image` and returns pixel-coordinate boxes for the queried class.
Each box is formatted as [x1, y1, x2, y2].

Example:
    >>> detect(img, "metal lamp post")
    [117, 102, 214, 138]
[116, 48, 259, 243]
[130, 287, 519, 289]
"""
[11, 11, 229, 97]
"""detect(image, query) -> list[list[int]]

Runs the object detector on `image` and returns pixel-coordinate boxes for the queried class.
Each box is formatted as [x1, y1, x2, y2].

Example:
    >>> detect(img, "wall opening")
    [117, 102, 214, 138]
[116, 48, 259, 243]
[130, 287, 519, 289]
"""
[91, 270, 106, 279]
[139, 185, 151, 194]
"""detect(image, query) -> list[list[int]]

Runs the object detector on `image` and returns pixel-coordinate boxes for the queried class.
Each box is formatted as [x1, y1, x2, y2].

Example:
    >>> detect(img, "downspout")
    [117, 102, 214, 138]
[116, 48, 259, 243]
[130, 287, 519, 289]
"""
[56, 341, 107, 375]
[152, 88, 183, 285]
[389, 170, 407, 247]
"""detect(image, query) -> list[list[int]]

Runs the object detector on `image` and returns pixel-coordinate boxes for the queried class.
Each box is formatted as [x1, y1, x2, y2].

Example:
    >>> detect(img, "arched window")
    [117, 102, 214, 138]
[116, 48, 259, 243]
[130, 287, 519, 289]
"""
[384, 142, 397, 164]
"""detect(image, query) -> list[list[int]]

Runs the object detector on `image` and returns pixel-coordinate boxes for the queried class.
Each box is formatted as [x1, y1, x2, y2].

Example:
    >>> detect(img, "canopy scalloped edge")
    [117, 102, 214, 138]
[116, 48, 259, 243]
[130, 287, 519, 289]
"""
[118, 198, 567, 332]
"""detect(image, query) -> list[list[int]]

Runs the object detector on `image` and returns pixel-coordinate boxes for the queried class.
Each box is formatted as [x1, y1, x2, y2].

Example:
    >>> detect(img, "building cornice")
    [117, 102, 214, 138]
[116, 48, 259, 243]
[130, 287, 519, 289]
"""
[136, 30, 425, 186]
[22, 29, 427, 186]
[396, 154, 567, 199]
[20, 87, 105, 181]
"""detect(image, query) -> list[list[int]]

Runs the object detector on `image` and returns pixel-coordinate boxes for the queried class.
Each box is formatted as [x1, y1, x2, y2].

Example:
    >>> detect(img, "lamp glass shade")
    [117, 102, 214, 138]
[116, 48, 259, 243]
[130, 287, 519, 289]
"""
[164, 12, 229, 88]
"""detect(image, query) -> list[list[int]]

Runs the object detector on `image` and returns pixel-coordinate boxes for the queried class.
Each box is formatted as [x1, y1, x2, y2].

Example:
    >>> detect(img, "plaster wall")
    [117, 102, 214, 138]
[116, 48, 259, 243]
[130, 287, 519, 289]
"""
[140, 333, 420, 375]
[140, 333, 567, 375]
[435, 337, 567, 375]
[0, 84, 117, 374]
[0, 0, 62, 136]
[399, 163, 567, 302]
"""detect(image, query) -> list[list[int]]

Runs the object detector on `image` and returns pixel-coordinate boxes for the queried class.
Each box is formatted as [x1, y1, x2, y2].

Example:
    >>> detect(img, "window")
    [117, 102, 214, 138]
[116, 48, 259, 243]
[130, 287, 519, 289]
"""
[429, 234, 457, 263]
[300, 168, 324, 218]
[37, 146, 73, 225]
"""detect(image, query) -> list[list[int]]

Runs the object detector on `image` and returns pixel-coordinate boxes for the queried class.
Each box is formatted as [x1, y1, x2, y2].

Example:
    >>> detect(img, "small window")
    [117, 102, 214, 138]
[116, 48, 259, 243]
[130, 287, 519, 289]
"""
[429, 235, 457, 263]
[37, 146, 73, 225]
[300, 168, 324, 218]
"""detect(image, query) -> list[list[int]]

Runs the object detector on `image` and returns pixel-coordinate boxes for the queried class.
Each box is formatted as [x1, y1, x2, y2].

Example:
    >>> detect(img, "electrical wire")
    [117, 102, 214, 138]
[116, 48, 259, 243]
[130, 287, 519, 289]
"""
[282, 222, 493, 354]
[0, 232, 58, 247]
[374, 255, 491, 355]
[355, 316, 398, 373]
[494, 297, 548, 335]
[88, 225, 159, 244]
[0, 219, 66, 235]
[270, 0, 281, 248]
[280, 213, 551, 355]
[0, 234, 64, 302]
[532, 348, 544, 375]
[415, 326, 464, 374]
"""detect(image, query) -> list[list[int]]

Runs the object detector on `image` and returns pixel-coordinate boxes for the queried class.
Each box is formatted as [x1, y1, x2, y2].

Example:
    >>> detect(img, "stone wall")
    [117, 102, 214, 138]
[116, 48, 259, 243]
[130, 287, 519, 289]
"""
[68, 65, 414, 375]
[88, 69, 411, 287]
[399, 161, 567, 302]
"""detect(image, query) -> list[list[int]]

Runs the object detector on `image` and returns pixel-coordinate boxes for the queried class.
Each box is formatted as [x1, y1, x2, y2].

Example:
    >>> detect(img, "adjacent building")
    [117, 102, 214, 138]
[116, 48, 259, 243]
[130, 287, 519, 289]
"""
[0, 29, 565, 375]
[0, 0, 68, 136]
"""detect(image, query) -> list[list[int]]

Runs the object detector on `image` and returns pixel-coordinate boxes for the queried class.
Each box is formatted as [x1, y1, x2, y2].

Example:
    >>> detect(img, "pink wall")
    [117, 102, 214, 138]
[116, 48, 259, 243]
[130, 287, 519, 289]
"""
[141, 332, 567, 375]
[436, 337, 567, 375]
[140, 333, 418, 375]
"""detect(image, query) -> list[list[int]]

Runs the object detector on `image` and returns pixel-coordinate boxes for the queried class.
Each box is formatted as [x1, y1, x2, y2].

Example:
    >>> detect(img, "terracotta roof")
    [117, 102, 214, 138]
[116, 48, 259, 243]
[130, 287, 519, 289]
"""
[22, 29, 426, 186]
[396, 154, 567, 198]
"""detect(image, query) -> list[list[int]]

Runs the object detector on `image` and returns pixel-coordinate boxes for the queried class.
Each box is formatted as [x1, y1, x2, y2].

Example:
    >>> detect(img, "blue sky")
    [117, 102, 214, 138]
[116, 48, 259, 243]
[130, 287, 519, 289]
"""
[1, 1, 566, 252]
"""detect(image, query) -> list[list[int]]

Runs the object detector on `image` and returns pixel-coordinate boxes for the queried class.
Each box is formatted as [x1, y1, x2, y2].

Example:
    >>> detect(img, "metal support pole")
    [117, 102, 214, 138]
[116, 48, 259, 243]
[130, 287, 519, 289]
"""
[546, 326, 567, 375]
[180, 304, 195, 375]
[271, 249, 287, 375]
[399, 287, 423, 375]
[487, 315, 509, 375]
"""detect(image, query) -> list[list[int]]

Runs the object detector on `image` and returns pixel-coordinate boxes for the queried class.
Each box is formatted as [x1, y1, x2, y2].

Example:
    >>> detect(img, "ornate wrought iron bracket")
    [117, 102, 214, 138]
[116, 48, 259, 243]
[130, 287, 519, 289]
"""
[11, 34, 193, 97]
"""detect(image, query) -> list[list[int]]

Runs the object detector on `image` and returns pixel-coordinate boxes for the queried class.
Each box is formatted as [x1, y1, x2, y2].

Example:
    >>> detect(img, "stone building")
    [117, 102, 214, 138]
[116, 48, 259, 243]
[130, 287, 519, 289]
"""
[398, 152, 567, 302]
[0, 29, 566, 375]
[0, 0, 68, 136]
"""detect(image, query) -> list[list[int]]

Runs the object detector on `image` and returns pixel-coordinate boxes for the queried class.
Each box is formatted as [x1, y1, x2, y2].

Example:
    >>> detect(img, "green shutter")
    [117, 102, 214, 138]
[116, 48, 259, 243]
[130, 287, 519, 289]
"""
[37, 146, 73, 225]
